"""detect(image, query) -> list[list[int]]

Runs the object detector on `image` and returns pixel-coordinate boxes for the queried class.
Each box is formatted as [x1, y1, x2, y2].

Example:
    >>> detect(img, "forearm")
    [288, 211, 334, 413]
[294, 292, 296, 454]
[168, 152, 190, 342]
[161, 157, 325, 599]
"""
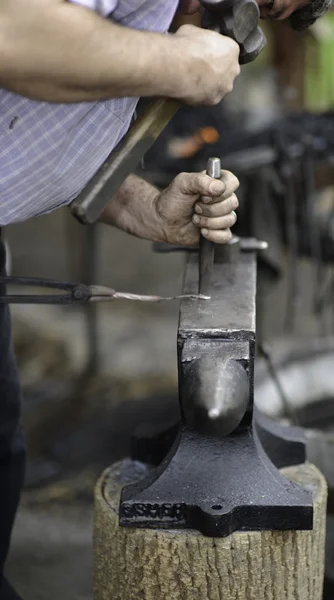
[99, 174, 164, 242]
[0, 0, 181, 102]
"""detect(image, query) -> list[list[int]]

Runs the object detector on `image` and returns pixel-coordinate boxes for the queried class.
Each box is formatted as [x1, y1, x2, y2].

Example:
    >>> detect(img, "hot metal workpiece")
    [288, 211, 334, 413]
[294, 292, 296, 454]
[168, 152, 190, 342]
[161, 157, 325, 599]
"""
[120, 241, 313, 537]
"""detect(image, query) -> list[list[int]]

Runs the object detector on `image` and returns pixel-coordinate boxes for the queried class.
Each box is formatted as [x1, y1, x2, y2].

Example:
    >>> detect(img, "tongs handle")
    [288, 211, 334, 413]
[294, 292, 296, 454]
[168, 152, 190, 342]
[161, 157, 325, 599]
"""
[0, 276, 90, 305]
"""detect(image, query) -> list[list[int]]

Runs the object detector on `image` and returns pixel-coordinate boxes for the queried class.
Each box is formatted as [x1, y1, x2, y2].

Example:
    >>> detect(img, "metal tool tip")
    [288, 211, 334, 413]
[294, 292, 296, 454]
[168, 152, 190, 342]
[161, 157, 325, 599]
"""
[198, 294, 211, 300]
[206, 157, 221, 179]
[208, 408, 221, 419]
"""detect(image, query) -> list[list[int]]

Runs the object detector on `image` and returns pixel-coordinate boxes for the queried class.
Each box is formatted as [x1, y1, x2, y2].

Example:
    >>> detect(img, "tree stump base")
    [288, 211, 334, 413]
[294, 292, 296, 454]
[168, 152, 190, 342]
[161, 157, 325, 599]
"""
[94, 459, 327, 600]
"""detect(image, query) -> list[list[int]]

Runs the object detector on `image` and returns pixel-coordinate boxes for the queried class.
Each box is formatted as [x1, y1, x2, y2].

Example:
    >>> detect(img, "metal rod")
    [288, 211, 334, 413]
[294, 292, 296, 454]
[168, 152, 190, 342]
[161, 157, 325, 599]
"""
[83, 224, 99, 376]
[283, 165, 299, 333]
[259, 342, 299, 426]
[302, 141, 325, 333]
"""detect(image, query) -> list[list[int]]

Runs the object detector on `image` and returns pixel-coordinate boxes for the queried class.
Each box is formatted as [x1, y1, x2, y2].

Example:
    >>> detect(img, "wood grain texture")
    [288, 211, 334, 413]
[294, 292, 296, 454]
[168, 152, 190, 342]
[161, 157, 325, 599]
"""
[94, 460, 327, 600]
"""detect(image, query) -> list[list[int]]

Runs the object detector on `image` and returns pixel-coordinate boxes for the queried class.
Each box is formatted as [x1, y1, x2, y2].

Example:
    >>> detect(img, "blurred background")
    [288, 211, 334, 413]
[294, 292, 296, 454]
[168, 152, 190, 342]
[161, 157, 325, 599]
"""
[4, 10, 334, 600]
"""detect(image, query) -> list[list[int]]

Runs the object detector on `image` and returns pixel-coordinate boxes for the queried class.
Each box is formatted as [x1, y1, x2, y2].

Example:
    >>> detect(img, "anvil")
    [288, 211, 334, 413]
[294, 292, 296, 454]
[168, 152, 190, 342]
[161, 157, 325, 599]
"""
[119, 240, 313, 536]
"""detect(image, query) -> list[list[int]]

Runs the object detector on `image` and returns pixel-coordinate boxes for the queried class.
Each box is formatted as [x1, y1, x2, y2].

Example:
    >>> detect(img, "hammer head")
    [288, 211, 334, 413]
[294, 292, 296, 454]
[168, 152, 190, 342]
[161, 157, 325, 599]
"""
[201, 0, 266, 64]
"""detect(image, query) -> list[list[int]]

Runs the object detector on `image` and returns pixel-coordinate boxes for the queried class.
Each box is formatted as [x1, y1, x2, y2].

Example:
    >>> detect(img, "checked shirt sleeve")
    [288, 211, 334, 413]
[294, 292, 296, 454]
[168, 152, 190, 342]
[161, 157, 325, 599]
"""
[69, 0, 118, 17]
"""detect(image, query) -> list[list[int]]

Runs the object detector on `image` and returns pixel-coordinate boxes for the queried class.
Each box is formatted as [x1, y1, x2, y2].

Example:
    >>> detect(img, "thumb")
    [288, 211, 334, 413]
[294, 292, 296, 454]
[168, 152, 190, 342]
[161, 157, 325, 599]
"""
[176, 172, 226, 198]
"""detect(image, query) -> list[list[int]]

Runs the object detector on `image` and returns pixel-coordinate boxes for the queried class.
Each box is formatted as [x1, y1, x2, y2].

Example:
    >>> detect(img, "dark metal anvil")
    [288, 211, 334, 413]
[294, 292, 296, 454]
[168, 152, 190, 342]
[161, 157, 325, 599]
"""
[119, 241, 313, 537]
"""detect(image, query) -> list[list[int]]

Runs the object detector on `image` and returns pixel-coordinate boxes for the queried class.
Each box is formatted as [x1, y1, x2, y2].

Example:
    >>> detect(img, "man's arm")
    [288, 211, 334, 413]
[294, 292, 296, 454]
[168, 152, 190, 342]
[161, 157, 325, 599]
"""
[0, 0, 239, 104]
[100, 172, 239, 246]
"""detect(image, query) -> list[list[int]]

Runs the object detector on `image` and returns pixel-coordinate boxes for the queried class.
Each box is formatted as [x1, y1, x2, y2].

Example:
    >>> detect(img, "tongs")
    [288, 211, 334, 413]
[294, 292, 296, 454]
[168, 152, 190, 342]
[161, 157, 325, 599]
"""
[0, 276, 208, 305]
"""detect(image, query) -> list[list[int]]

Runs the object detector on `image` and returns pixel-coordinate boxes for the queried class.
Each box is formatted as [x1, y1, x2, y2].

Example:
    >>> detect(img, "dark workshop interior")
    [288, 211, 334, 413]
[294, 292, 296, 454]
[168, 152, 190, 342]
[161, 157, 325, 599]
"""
[2, 3, 334, 600]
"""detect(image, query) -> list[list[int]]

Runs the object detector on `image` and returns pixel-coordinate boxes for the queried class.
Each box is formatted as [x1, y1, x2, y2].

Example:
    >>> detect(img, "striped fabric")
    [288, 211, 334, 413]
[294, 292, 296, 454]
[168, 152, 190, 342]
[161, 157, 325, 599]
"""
[0, 0, 179, 225]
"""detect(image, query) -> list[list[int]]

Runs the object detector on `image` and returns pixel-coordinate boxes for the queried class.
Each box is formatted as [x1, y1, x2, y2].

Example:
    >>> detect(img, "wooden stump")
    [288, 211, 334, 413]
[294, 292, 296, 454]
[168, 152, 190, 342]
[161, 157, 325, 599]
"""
[94, 460, 327, 600]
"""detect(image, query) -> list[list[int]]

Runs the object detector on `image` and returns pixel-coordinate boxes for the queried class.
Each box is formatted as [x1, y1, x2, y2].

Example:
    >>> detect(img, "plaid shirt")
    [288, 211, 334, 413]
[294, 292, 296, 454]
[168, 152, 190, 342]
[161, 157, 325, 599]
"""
[0, 0, 178, 225]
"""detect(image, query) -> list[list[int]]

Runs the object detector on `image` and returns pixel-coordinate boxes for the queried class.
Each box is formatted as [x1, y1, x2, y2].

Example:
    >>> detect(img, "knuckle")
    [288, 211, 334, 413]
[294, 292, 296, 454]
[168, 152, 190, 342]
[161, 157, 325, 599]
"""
[222, 198, 232, 212]
[232, 175, 240, 190]
[179, 24, 192, 35]
[175, 172, 188, 191]
[226, 174, 239, 192]
[226, 194, 238, 210]
[223, 215, 234, 228]
[176, 172, 187, 182]
[207, 204, 216, 216]
[202, 203, 212, 215]
[195, 175, 205, 191]
[208, 94, 220, 106]
[227, 37, 238, 51]
[225, 229, 233, 242]
[223, 170, 233, 182]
